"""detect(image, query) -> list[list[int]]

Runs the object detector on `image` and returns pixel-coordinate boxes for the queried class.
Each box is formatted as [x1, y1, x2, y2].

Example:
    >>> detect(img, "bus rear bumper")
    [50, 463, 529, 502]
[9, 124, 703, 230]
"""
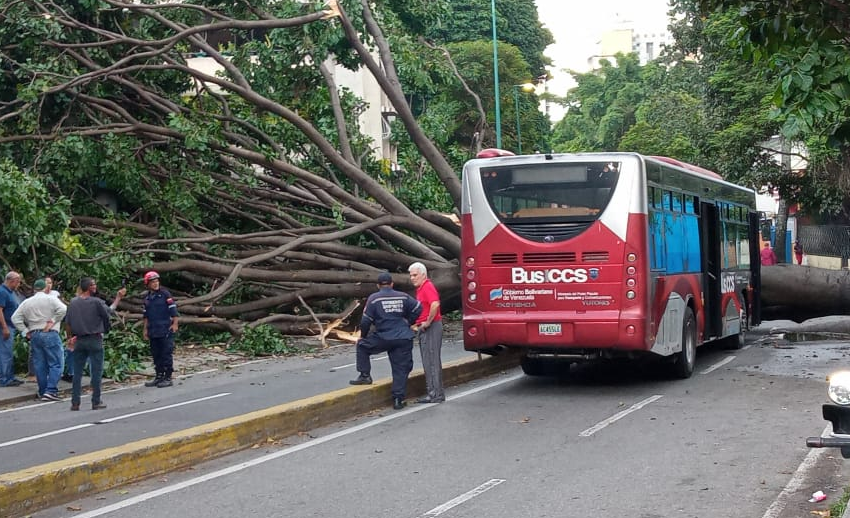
[462, 314, 646, 352]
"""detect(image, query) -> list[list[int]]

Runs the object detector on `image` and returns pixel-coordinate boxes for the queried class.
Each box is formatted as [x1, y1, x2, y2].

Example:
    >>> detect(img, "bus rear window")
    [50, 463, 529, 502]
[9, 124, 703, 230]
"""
[481, 162, 620, 220]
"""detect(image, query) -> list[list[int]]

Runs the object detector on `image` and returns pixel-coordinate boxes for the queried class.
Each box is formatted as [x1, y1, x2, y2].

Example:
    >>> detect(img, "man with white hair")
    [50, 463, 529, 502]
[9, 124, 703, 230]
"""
[408, 262, 445, 403]
[0, 271, 23, 387]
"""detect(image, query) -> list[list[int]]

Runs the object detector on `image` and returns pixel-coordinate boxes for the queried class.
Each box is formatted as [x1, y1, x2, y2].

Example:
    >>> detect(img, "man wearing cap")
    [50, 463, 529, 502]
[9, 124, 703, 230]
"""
[142, 271, 178, 388]
[350, 272, 422, 410]
[11, 278, 67, 400]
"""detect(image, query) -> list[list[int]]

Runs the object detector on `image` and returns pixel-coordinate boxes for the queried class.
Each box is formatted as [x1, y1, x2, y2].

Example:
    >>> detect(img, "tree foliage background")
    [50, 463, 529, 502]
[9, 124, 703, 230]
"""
[0, 0, 550, 337]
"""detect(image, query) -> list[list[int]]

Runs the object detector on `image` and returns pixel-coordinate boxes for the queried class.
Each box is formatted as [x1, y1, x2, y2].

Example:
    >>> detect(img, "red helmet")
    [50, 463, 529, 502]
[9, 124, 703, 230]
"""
[143, 271, 160, 285]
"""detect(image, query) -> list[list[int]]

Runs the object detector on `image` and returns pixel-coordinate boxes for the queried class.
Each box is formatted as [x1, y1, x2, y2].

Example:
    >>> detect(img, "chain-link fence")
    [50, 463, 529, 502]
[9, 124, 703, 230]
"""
[799, 225, 850, 264]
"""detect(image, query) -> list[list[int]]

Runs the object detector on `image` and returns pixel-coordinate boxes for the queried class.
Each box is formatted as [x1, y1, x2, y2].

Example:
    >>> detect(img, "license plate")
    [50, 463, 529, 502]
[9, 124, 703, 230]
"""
[539, 323, 562, 336]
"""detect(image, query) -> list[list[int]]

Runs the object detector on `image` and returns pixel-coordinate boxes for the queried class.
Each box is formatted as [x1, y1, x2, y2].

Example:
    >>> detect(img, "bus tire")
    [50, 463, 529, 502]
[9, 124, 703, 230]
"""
[671, 307, 696, 379]
[521, 355, 548, 377]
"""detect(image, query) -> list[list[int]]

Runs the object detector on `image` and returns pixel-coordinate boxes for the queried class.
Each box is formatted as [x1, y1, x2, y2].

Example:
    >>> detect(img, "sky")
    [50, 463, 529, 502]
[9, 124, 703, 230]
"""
[533, 0, 673, 118]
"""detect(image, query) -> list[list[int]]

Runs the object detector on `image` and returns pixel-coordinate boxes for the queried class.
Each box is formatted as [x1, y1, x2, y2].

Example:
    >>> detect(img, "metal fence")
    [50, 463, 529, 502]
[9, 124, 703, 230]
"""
[799, 225, 850, 262]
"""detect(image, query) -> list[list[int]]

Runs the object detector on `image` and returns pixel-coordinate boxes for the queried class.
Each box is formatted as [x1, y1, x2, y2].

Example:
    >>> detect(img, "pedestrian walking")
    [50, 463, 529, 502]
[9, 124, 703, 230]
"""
[11, 278, 67, 400]
[794, 240, 804, 265]
[408, 262, 444, 404]
[760, 242, 777, 266]
[350, 272, 422, 410]
[65, 277, 112, 411]
[0, 271, 23, 387]
[142, 271, 178, 388]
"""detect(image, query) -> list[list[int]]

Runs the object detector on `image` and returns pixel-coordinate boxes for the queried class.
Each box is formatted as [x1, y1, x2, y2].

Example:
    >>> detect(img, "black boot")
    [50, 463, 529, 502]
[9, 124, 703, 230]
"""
[349, 373, 372, 385]
[393, 397, 406, 410]
[156, 373, 173, 387]
[145, 372, 163, 387]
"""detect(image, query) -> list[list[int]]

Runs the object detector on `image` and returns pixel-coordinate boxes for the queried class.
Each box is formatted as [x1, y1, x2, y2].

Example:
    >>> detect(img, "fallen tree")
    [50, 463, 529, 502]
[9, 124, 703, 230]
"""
[0, 0, 472, 337]
[760, 264, 850, 321]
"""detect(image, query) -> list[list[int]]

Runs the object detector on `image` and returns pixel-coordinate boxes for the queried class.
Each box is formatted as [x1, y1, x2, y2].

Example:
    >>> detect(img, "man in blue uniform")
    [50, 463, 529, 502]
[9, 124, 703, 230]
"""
[142, 271, 178, 388]
[350, 272, 422, 409]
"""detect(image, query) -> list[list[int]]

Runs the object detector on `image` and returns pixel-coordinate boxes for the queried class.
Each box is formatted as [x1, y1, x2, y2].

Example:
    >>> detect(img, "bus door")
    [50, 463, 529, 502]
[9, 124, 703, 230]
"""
[748, 211, 762, 326]
[699, 201, 722, 338]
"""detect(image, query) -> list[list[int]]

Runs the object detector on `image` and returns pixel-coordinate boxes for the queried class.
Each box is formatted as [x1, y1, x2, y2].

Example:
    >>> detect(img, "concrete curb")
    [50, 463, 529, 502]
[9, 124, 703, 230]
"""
[0, 352, 520, 517]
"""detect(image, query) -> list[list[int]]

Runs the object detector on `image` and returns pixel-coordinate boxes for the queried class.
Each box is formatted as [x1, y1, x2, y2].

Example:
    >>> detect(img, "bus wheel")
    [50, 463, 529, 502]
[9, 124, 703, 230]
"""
[521, 355, 548, 377]
[670, 307, 696, 379]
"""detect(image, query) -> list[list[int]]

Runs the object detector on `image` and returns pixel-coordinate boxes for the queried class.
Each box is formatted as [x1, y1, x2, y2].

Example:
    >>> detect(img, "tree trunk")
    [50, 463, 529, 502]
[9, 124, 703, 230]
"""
[760, 264, 850, 321]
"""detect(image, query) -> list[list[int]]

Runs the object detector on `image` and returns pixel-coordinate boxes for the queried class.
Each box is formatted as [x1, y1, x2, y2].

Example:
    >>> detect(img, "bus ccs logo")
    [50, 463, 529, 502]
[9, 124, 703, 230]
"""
[511, 267, 589, 284]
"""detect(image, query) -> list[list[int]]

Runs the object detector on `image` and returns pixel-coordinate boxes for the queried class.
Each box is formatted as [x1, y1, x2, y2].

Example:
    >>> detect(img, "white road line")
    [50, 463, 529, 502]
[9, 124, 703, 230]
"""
[0, 394, 231, 447]
[761, 425, 830, 518]
[227, 359, 268, 369]
[0, 401, 55, 414]
[180, 369, 219, 378]
[0, 423, 94, 449]
[331, 355, 388, 371]
[69, 372, 525, 518]
[701, 355, 736, 375]
[420, 479, 506, 517]
[96, 393, 231, 424]
[579, 395, 663, 437]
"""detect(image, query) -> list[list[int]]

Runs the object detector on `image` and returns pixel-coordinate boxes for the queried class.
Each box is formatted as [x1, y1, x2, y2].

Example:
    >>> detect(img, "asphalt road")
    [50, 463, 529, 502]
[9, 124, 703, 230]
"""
[30, 333, 850, 518]
[0, 338, 474, 472]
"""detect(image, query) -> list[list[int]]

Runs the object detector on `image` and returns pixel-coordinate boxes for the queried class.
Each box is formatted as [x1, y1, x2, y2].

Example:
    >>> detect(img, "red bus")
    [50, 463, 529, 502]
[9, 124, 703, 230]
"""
[460, 151, 761, 378]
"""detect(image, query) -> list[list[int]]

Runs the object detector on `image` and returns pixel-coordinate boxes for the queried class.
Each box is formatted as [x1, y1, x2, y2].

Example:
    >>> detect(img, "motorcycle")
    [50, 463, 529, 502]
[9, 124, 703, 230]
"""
[807, 371, 850, 457]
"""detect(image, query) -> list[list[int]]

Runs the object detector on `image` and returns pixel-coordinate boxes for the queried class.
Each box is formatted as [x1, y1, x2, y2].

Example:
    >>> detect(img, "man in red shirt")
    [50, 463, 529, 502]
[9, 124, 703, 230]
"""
[409, 262, 444, 403]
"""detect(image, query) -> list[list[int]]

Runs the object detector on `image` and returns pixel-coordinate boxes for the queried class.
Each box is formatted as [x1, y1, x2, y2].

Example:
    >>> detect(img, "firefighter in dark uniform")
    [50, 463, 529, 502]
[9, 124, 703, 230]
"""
[142, 271, 179, 388]
[350, 272, 422, 409]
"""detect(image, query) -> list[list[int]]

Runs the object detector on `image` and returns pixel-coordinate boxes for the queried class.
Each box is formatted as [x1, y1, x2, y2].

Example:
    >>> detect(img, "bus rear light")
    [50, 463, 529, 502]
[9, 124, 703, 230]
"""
[467, 326, 479, 337]
[626, 325, 636, 336]
[627, 266, 636, 275]
[626, 290, 636, 300]
[469, 293, 477, 302]
[466, 270, 476, 280]
[626, 278, 636, 287]
[468, 281, 477, 291]
[466, 257, 475, 267]
[627, 253, 637, 262]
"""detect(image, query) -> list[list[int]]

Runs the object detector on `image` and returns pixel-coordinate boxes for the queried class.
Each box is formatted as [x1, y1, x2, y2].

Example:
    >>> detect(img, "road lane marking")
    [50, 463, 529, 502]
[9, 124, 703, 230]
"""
[96, 393, 231, 424]
[0, 424, 94, 448]
[420, 479, 506, 517]
[0, 394, 232, 447]
[579, 395, 663, 437]
[701, 355, 735, 375]
[68, 372, 525, 517]
[227, 359, 268, 369]
[331, 355, 387, 371]
[0, 401, 55, 414]
[761, 425, 830, 518]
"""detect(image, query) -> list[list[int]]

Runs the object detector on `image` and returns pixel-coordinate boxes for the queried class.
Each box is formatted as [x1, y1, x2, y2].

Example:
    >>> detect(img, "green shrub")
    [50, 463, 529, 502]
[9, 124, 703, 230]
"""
[229, 324, 298, 356]
[103, 326, 148, 381]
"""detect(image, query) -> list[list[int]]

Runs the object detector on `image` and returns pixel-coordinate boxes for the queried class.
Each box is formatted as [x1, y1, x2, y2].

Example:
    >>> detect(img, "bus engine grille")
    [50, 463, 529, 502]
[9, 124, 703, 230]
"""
[504, 221, 591, 242]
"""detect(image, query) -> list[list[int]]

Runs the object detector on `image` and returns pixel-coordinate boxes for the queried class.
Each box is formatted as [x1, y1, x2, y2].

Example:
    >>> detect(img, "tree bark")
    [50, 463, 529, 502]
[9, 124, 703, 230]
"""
[760, 264, 850, 320]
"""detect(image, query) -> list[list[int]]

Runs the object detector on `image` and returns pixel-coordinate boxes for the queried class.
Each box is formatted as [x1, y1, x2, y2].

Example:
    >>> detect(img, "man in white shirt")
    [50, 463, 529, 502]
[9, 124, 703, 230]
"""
[11, 279, 67, 400]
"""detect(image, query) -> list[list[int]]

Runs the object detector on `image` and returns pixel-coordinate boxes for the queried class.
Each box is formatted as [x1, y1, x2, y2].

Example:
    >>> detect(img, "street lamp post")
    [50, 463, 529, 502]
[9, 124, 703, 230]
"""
[513, 83, 535, 155]
[491, 0, 501, 149]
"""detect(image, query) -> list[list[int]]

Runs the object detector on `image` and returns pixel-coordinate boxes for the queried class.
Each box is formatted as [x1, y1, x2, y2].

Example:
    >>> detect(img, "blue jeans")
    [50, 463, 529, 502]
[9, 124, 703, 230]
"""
[71, 336, 104, 406]
[31, 330, 64, 396]
[64, 347, 89, 378]
[0, 328, 16, 386]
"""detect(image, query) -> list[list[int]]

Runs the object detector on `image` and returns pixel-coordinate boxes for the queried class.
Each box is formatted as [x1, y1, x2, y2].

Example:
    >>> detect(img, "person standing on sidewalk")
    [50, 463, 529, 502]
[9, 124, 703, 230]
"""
[0, 271, 23, 387]
[11, 279, 67, 400]
[65, 277, 112, 411]
[142, 271, 178, 388]
[408, 262, 445, 404]
[349, 272, 422, 410]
